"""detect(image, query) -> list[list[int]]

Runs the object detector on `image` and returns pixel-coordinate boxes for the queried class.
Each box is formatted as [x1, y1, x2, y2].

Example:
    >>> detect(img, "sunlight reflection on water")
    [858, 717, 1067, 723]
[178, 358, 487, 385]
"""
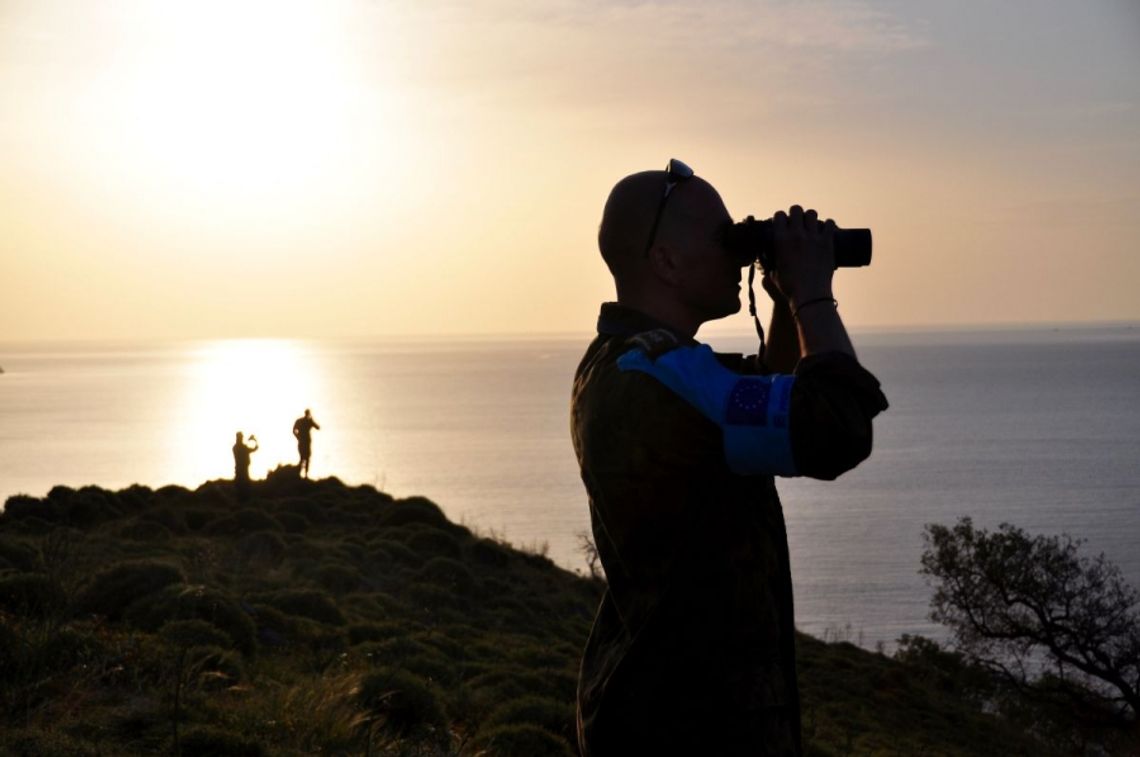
[167, 339, 327, 484]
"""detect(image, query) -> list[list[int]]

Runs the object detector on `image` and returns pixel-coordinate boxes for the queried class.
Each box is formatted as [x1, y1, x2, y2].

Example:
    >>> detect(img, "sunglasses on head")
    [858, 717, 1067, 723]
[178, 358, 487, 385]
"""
[642, 158, 695, 257]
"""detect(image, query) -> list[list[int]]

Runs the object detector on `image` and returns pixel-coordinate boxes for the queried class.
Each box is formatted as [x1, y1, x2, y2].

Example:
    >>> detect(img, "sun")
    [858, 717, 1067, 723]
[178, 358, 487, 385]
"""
[105, 1, 359, 205]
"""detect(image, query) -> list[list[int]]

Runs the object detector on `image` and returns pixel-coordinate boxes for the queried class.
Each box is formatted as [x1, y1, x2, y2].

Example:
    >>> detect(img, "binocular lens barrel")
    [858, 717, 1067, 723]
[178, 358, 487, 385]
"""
[724, 217, 872, 270]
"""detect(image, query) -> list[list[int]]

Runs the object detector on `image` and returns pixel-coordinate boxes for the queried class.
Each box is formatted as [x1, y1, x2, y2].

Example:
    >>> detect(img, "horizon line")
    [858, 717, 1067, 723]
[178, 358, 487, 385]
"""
[1, 317, 1138, 349]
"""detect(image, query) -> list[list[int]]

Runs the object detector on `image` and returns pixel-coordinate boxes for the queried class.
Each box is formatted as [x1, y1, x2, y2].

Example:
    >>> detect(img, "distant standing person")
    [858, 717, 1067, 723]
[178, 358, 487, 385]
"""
[232, 431, 258, 500]
[292, 409, 321, 478]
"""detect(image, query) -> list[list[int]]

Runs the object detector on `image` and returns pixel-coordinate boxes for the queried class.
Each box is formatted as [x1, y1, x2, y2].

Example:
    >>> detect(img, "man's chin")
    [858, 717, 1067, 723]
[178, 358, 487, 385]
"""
[703, 298, 742, 323]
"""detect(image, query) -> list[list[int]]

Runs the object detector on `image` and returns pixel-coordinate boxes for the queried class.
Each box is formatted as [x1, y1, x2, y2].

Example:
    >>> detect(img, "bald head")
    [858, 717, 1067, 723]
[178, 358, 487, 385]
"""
[598, 170, 729, 279]
[596, 167, 740, 333]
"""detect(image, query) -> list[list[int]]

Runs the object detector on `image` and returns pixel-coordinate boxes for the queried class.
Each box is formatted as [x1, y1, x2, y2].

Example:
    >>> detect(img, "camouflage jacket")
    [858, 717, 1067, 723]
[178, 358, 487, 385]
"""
[571, 303, 889, 755]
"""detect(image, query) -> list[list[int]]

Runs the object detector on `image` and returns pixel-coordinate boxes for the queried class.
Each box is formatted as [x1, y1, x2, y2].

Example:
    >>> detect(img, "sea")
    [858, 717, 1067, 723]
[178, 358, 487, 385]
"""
[1, 324, 1138, 651]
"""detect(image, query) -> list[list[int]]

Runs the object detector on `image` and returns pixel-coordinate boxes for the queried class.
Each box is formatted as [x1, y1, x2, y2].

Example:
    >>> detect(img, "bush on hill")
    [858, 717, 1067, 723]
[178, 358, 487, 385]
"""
[314, 562, 363, 594]
[159, 619, 234, 651]
[235, 530, 287, 565]
[378, 496, 450, 529]
[124, 583, 257, 656]
[249, 588, 346, 626]
[180, 725, 265, 757]
[474, 723, 575, 757]
[480, 695, 576, 744]
[357, 667, 449, 745]
[73, 560, 185, 621]
[2, 495, 58, 523]
[406, 527, 464, 560]
[0, 537, 38, 571]
[204, 508, 282, 536]
[0, 573, 66, 619]
[118, 519, 173, 541]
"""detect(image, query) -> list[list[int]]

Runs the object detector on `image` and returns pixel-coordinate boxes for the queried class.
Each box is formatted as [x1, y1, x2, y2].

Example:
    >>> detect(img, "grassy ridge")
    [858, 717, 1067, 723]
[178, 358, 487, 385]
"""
[0, 469, 1059, 755]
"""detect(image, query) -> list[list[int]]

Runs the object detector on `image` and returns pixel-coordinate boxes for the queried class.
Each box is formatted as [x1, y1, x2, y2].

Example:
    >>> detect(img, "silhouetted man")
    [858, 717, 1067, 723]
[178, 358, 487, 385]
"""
[571, 160, 888, 755]
[232, 431, 258, 501]
[292, 409, 320, 479]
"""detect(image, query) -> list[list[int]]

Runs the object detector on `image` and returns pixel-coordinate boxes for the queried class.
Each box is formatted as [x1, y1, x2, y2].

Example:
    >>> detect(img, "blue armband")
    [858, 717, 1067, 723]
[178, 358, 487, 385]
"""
[618, 344, 798, 476]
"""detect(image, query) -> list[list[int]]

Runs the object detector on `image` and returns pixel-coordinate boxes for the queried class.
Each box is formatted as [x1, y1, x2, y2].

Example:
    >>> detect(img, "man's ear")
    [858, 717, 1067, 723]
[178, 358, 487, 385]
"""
[647, 242, 682, 286]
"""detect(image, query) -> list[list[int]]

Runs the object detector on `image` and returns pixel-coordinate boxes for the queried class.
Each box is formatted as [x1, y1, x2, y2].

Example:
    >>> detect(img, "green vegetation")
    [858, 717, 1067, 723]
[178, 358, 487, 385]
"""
[0, 470, 1118, 755]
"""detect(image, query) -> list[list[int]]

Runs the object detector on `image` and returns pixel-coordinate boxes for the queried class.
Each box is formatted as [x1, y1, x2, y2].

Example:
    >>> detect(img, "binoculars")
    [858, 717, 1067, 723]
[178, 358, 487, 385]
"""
[722, 216, 872, 270]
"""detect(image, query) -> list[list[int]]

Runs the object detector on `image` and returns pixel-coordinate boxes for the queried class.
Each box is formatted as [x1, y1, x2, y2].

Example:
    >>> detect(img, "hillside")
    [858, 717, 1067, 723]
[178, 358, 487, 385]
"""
[0, 469, 1065, 755]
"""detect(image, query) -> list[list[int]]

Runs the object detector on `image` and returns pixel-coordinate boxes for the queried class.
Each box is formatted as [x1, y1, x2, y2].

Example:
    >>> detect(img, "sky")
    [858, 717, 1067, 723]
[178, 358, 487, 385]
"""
[1, 0, 1138, 341]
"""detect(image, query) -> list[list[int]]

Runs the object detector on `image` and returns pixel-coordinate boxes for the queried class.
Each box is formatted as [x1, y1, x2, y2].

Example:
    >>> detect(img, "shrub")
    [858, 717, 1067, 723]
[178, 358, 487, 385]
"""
[36, 624, 108, 674]
[378, 497, 449, 529]
[0, 572, 66, 618]
[117, 520, 173, 542]
[357, 667, 449, 744]
[2, 495, 58, 524]
[467, 666, 575, 705]
[141, 505, 188, 535]
[46, 485, 76, 502]
[0, 620, 20, 677]
[251, 589, 346, 626]
[184, 645, 245, 690]
[370, 539, 421, 568]
[469, 538, 512, 569]
[0, 730, 91, 757]
[355, 638, 456, 686]
[5, 516, 54, 536]
[416, 630, 470, 663]
[192, 481, 234, 509]
[125, 584, 257, 656]
[74, 560, 185, 621]
[348, 621, 407, 646]
[357, 636, 436, 666]
[247, 603, 295, 648]
[236, 531, 287, 565]
[0, 537, 38, 571]
[406, 528, 463, 560]
[115, 484, 155, 513]
[62, 487, 122, 528]
[204, 509, 282, 535]
[273, 497, 326, 525]
[179, 725, 265, 757]
[474, 723, 574, 757]
[274, 512, 309, 533]
[315, 563, 362, 594]
[510, 641, 573, 670]
[182, 509, 215, 531]
[290, 617, 348, 661]
[483, 695, 576, 743]
[160, 619, 234, 650]
[334, 542, 368, 565]
[416, 557, 477, 595]
[403, 581, 470, 621]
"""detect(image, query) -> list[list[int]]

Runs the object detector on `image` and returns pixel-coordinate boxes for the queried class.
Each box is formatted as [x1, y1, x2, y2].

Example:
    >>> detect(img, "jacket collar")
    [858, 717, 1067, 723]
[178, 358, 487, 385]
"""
[595, 302, 697, 345]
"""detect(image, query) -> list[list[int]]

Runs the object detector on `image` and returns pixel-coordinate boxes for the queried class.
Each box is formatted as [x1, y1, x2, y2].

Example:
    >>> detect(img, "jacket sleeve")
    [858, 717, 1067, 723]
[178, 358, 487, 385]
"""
[789, 352, 889, 480]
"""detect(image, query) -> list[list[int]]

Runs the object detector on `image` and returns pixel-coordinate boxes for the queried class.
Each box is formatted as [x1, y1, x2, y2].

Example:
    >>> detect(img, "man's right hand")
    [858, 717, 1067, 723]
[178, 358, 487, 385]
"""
[768, 205, 836, 308]
[767, 205, 857, 358]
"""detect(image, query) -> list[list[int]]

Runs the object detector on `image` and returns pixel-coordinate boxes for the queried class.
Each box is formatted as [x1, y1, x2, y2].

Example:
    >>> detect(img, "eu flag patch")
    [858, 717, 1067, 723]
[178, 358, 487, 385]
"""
[725, 378, 770, 426]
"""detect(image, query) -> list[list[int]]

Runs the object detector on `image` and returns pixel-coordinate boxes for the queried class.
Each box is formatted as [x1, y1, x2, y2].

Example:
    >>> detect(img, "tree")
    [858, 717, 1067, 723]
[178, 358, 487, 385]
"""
[921, 517, 1140, 723]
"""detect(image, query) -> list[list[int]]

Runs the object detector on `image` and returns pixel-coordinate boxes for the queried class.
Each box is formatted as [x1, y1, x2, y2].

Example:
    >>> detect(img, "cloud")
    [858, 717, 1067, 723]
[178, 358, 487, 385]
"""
[358, 0, 929, 135]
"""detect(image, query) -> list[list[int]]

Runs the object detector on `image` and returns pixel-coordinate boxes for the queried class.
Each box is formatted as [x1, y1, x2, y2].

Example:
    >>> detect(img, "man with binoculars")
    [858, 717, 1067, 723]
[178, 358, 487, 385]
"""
[571, 160, 888, 755]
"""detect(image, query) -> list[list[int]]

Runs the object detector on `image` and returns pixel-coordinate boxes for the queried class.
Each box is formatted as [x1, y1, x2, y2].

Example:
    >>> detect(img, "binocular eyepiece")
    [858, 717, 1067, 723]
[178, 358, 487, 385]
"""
[721, 216, 872, 270]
